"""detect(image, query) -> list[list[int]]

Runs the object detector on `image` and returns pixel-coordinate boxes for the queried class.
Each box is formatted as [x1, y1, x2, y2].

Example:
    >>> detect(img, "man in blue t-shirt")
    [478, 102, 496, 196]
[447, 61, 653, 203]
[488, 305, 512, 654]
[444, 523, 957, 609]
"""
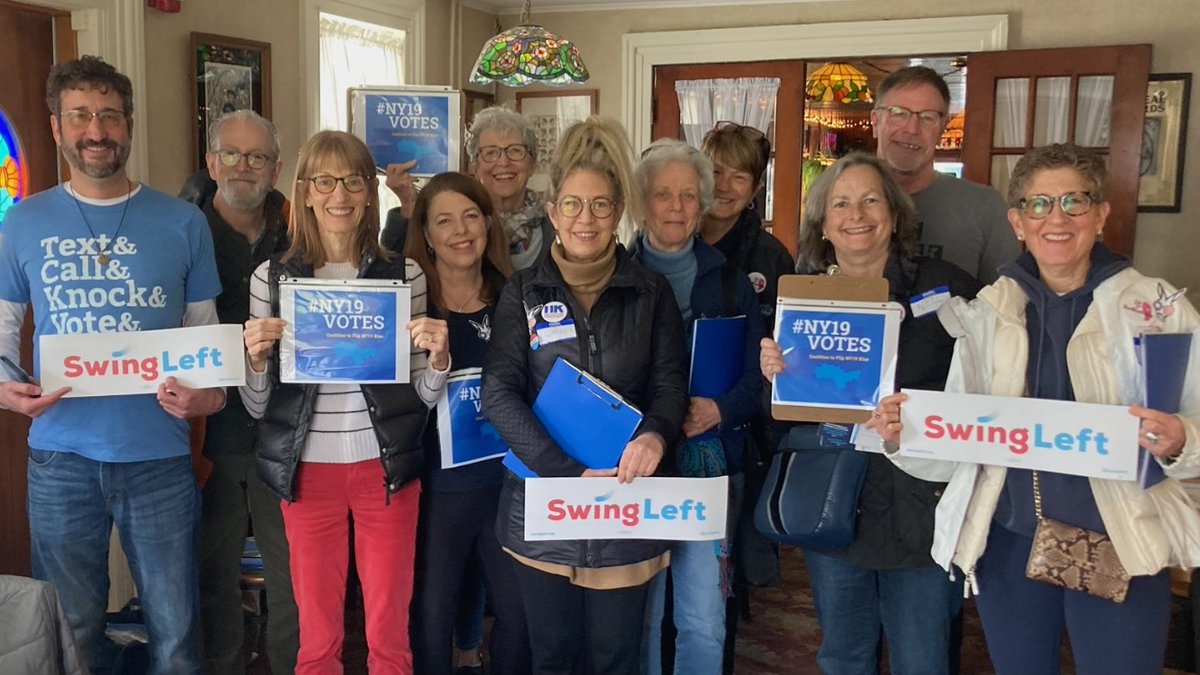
[0, 57, 223, 675]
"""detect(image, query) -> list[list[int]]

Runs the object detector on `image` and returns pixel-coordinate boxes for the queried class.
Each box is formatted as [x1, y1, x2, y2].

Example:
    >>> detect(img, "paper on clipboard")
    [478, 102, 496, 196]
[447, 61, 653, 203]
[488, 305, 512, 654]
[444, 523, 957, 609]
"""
[278, 278, 411, 384]
[770, 274, 896, 424]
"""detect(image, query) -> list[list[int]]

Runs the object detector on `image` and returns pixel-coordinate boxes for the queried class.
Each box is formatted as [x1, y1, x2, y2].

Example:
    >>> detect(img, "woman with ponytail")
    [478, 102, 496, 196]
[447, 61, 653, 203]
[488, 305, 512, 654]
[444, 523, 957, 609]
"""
[482, 118, 688, 674]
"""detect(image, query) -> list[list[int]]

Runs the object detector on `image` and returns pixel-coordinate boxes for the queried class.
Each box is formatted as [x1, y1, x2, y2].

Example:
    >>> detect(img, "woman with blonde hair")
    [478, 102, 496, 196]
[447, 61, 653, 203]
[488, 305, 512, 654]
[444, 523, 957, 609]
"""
[241, 130, 448, 674]
[483, 118, 688, 674]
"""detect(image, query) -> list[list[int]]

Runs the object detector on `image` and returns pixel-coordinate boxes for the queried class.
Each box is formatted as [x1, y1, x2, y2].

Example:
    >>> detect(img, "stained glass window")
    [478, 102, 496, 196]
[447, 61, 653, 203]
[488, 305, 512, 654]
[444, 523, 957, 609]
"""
[0, 107, 26, 227]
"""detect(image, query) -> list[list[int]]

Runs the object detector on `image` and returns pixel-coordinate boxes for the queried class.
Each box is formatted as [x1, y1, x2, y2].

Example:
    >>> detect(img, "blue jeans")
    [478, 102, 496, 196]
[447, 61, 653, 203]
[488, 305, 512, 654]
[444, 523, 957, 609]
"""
[804, 549, 962, 675]
[28, 449, 202, 675]
[642, 540, 726, 675]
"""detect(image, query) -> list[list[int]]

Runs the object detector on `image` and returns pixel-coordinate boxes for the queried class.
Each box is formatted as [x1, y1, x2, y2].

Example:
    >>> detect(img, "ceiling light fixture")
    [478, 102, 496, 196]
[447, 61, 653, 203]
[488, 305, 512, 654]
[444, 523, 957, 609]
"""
[469, 0, 588, 87]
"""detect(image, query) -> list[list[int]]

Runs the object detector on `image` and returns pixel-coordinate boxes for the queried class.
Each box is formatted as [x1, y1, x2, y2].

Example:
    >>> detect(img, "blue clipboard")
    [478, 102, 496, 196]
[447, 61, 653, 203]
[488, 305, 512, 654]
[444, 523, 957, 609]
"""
[689, 316, 747, 398]
[502, 357, 643, 478]
[1138, 332, 1192, 489]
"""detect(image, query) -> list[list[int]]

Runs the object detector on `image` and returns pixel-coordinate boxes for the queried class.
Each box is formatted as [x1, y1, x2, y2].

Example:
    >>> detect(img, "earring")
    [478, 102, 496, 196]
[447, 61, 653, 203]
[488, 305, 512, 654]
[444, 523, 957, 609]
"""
[614, 231, 621, 245]
[821, 234, 829, 241]
[426, 245, 434, 256]
[1017, 234, 1024, 242]
[1096, 229, 1104, 240]
[554, 231, 562, 245]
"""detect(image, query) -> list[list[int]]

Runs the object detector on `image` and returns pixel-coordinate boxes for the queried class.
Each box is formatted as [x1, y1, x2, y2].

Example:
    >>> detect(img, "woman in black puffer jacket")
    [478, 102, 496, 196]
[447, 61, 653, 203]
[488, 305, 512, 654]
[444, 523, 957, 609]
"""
[483, 117, 688, 675]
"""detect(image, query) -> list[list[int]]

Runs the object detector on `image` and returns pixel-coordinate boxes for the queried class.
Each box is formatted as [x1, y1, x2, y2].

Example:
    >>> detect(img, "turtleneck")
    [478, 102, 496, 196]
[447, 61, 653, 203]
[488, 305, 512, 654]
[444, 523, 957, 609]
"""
[638, 235, 696, 322]
[550, 238, 617, 316]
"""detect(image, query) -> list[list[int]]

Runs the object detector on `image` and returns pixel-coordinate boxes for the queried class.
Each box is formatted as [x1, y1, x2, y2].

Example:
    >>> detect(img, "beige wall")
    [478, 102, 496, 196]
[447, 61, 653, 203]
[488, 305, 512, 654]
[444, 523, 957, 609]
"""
[140, 0, 1199, 298]
[142, 0, 494, 197]
[508, 0, 1200, 299]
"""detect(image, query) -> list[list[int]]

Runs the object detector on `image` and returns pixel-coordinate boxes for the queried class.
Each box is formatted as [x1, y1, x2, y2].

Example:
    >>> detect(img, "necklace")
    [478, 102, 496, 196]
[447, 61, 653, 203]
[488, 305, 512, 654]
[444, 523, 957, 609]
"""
[445, 281, 483, 313]
[70, 179, 133, 266]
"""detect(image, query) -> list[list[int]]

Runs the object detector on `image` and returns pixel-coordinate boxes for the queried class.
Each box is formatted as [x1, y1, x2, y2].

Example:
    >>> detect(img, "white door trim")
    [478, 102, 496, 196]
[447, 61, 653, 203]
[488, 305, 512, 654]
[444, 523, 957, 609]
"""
[621, 14, 1009, 150]
[23, 0, 148, 181]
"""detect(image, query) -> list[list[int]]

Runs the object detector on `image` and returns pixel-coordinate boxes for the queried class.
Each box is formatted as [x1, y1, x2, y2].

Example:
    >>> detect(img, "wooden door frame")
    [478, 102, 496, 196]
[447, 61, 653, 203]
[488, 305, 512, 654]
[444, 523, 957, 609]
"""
[651, 61, 804, 255]
[18, 0, 148, 181]
[622, 15, 1010, 151]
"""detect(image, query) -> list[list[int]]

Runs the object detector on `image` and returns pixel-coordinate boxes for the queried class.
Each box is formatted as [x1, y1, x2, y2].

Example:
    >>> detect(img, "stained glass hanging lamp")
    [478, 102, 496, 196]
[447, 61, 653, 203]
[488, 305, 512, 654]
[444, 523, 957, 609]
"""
[469, 0, 588, 87]
[0, 106, 27, 227]
[805, 62, 873, 104]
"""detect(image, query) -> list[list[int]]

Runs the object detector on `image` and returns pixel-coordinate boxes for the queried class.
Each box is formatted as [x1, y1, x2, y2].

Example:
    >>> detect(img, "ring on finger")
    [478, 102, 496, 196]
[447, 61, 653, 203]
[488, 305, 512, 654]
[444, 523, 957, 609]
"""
[1146, 431, 1160, 444]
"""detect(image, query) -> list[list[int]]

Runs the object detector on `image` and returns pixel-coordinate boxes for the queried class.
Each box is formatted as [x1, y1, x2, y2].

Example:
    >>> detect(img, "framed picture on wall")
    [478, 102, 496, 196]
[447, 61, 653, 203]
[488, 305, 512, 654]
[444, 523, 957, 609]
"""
[516, 89, 597, 191]
[1138, 73, 1191, 213]
[191, 32, 272, 170]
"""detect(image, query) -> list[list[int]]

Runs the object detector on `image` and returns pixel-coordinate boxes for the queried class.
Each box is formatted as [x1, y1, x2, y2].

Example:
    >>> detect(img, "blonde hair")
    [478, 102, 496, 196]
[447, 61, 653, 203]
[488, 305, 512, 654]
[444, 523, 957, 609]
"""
[547, 116, 642, 225]
[285, 130, 387, 267]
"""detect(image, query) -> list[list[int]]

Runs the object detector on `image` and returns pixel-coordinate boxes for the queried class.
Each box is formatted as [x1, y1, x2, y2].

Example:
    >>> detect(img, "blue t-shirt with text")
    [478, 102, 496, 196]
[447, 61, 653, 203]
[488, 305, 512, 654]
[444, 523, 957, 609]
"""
[0, 184, 222, 462]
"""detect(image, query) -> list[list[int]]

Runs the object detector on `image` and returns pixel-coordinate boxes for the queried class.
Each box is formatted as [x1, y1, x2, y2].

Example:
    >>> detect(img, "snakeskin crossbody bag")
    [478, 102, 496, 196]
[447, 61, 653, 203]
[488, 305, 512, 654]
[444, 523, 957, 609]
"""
[1024, 471, 1131, 603]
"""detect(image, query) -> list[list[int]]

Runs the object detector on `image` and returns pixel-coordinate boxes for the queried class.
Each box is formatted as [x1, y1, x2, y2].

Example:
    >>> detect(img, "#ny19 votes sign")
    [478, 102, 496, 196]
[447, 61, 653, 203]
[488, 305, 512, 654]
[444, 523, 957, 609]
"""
[771, 300, 902, 410]
[524, 477, 728, 541]
[279, 279, 411, 384]
[897, 389, 1141, 481]
[39, 324, 246, 397]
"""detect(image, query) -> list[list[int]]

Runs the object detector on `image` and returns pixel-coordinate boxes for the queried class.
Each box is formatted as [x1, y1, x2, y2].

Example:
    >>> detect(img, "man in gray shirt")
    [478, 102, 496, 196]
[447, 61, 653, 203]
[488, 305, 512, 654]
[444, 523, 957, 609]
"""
[871, 66, 1019, 284]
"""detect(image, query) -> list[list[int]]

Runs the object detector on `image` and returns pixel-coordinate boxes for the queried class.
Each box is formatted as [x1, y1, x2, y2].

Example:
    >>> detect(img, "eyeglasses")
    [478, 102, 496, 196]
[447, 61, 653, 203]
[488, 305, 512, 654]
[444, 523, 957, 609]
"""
[708, 121, 772, 157]
[1017, 191, 1097, 219]
[60, 109, 127, 129]
[874, 105, 946, 128]
[305, 174, 370, 194]
[476, 144, 530, 163]
[214, 150, 276, 170]
[555, 196, 617, 219]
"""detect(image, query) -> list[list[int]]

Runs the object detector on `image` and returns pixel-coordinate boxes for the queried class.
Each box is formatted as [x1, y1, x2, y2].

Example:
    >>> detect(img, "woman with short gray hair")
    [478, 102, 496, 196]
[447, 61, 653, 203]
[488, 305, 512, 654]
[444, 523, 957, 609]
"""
[630, 138, 761, 675]
[382, 106, 554, 270]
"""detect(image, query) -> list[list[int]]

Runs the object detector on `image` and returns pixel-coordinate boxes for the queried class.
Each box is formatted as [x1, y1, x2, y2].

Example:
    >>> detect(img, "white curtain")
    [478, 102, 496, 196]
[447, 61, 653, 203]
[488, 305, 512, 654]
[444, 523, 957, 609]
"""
[319, 14, 405, 131]
[1075, 76, 1114, 147]
[674, 78, 780, 148]
[318, 13, 406, 225]
[1033, 77, 1070, 146]
[990, 78, 1028, 197]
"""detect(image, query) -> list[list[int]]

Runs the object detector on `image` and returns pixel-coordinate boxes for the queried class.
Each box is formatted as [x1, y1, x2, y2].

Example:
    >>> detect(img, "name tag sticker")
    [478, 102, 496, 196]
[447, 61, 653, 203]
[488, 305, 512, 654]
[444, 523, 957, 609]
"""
[536, 320, 577, 345]
[909, 286, 950, 318]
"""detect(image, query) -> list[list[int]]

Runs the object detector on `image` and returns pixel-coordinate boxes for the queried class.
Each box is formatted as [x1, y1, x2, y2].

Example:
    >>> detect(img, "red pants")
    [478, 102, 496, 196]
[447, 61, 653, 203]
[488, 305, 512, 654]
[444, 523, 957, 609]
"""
[282, 460, 420, 675]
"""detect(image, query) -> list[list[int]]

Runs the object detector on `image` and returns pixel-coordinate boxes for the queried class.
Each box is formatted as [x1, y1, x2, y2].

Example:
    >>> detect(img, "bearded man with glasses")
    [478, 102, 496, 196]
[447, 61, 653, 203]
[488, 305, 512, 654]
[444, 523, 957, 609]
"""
[0, 56, 226, 674]
[870, 66, 1019, 284]
[178, 109, 298, 675]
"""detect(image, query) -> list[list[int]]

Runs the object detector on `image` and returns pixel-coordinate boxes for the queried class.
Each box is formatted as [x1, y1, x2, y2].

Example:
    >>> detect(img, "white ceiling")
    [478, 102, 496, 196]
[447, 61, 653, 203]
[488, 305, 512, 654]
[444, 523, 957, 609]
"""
[465, 0, 845, 15]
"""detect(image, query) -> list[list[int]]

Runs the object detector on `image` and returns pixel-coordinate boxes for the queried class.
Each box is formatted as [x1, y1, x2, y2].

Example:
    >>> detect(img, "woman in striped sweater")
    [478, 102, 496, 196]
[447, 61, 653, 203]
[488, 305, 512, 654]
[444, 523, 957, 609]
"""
[240, 130, 448, 674]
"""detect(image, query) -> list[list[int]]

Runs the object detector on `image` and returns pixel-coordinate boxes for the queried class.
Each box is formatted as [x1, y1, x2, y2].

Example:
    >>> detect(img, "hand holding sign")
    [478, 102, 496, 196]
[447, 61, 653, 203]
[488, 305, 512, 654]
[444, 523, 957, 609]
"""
[156, 376, 226, 420]
[868, 391, 909, 446]
[1129, 404, 1186, 459]
[759, 337, 786, 382]
[244, 317, 287, 373]
[407, 317, 449, 371]
[384, 159, 420, 217]
[0, 380, 70, 418]
[617, 433, 664, 484]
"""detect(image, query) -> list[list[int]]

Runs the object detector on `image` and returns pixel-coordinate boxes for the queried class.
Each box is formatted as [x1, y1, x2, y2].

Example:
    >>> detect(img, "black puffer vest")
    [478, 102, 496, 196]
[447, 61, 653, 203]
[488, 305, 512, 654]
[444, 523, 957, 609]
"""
[255, 251, 429, 502]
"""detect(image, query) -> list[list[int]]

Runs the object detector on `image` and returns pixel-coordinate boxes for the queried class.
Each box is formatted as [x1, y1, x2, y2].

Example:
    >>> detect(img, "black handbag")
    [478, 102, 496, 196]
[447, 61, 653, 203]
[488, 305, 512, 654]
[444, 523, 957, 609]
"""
[753, 425, 869, 549]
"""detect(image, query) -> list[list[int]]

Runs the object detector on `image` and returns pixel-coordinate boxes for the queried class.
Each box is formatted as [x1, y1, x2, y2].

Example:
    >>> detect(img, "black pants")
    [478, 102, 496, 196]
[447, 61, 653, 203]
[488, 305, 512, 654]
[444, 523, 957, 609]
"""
[513, 562, 651, 675]
[413, 487, 530, 675]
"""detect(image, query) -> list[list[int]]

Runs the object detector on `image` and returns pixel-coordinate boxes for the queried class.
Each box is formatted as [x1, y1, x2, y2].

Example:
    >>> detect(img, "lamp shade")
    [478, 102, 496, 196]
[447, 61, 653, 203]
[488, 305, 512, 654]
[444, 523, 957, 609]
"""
[805, 62, 872, 104]
[470, 24, 589, 87]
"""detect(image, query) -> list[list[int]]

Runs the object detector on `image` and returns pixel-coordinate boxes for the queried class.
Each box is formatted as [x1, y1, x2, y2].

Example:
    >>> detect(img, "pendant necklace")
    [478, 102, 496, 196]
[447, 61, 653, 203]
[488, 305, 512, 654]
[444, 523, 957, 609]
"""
[70, 179, 133, 266]
[447, 282, 482, 313]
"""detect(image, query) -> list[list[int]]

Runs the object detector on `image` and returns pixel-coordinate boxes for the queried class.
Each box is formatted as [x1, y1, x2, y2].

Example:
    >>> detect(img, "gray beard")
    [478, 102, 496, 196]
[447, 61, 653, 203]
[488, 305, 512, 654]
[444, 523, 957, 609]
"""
[221, 182, 270, 211]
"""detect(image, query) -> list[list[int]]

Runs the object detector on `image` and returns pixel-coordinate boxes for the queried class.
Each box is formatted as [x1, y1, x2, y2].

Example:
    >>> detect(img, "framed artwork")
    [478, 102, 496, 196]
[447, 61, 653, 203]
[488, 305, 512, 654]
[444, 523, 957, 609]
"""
[191, 32, 272, 170]
[516, 90, 598, 190]
[1138, 73, 1191, 213]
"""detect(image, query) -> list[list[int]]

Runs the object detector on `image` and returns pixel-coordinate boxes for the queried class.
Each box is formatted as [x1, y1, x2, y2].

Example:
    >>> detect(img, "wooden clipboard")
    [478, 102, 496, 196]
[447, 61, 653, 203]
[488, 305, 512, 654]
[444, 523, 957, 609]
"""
[771, 274, 888, 424]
